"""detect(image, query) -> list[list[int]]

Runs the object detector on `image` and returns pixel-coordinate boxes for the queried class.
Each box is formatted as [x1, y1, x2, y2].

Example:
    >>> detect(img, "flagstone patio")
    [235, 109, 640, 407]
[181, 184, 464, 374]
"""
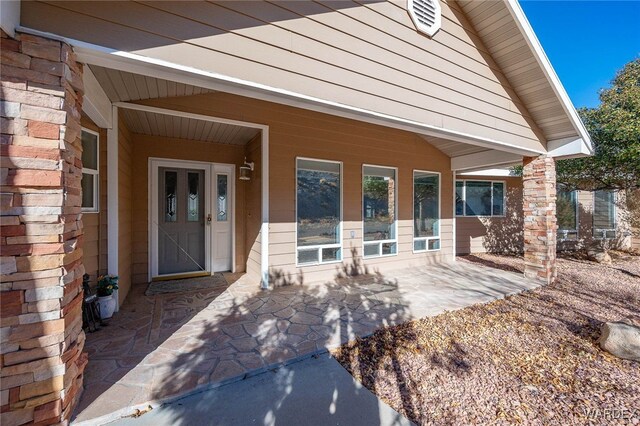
[74, 258, 539, 425]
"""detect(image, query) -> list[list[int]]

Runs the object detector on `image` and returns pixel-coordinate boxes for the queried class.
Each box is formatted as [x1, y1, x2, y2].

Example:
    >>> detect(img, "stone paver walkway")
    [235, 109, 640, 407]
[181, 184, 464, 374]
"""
[74, 259, 538, 424]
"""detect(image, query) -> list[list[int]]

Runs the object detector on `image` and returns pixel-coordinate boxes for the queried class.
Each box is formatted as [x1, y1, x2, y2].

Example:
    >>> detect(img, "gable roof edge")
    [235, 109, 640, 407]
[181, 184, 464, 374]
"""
[504, 0, 593, 154]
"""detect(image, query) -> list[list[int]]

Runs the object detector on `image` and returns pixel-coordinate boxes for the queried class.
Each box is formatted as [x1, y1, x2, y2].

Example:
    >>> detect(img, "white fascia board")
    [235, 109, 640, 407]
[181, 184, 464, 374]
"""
[451, 150, 522, 172]
[459, 168, 513, 177]
[0, 1, 20, 38]
[505, 0, 593, 152]
[17, 25, 545, 158]
[82, 66, 113, 128]
[547, 137, 592, 159]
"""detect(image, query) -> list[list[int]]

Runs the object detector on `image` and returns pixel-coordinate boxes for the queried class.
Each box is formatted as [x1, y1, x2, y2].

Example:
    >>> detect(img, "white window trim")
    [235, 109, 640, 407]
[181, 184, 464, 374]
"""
[557, 189, 579, 241]
[456, 180, 507, 218]
[412, 169, 441, 253]
[295, 157, 343, 267]
[81, 127, 99, 213]
[362, 164, 399, 259]
[593, 190, 617, 240]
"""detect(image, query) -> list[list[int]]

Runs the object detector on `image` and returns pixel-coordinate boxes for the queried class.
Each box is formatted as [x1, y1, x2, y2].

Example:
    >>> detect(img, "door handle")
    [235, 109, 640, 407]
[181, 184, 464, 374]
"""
[206, 214, 212, 224]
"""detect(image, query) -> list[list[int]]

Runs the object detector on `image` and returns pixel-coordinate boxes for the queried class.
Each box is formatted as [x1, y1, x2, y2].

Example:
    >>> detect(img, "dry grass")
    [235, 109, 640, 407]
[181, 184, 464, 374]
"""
[334, 253, 640, 425]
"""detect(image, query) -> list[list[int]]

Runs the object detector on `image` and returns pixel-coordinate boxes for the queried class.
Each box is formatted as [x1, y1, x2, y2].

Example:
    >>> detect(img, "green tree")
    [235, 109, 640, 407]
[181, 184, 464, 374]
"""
[511, 59, 640, 234]
[510, 58, 640, 191]
[557, 58, 640, 191]
[561, 59, 640, 235]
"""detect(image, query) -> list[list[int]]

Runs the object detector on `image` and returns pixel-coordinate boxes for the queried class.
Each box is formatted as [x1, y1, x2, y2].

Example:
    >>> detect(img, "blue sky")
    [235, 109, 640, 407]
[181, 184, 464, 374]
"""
[520, 1, 640, 109]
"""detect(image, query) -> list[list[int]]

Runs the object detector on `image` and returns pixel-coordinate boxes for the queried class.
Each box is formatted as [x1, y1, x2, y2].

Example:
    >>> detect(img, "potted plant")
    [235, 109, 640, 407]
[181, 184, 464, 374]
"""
[96, 274, 119, 319]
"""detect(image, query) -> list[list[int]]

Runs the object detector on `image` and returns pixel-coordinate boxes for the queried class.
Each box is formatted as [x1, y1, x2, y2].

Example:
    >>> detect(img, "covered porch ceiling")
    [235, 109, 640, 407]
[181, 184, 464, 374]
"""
[421, 135, 522, 172]
[88, 65, 261, 145]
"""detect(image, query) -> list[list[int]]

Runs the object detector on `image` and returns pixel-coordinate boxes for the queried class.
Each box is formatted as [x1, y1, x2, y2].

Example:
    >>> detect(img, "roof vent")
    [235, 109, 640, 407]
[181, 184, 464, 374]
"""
[408, 0, 442, 37]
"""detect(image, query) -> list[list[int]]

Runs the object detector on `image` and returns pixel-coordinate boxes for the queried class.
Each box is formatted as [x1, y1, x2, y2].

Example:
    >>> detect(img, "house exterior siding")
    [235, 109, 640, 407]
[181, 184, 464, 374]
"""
[455, 176, 523, 254]
[21, 0, 545, 153]
[79, 115, 108, 282]
[114, 91, 453, 284]
[1, 0, 595, 421]
[456, 176, 633, 254]
[117, 115, 134, 304]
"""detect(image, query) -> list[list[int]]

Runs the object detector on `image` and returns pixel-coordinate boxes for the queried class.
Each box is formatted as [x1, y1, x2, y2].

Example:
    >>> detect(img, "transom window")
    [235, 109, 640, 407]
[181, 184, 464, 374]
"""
[363, 165, 397, 258]
[296, 158, 342, 265]
[81, 128, 99, 212]
[456, 180, 505, 217]
[413, 171, 440, 251]
[557, 187, 578, 240]
[593, 190, 616, 239]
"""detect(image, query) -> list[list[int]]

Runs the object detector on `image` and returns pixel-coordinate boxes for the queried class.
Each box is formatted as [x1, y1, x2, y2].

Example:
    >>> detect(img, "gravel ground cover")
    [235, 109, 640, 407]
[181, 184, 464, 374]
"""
[334, 253, 640, 425]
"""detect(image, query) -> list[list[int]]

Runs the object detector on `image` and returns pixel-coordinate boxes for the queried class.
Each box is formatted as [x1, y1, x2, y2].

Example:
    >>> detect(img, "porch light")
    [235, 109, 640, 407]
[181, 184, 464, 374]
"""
[239, 158, 254, 181]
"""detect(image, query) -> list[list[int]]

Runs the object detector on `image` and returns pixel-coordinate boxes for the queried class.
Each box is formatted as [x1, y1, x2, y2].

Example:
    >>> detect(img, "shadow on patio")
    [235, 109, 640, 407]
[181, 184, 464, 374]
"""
[73, 255, 537, 424]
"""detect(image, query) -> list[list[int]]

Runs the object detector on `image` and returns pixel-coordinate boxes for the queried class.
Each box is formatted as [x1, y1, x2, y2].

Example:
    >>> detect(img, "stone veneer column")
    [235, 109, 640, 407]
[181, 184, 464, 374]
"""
[522, 155, 557, 284]
[1, 30, 87, 425]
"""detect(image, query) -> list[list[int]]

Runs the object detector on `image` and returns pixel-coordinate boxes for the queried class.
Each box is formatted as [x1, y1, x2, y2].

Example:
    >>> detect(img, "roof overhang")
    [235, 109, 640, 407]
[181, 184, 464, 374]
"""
[16, 25, 544, 158]
[547, 137, 592, 159]
[458, 0, 593, 158]
[17, 0, 592, 159]
[505, 0, 593, 156]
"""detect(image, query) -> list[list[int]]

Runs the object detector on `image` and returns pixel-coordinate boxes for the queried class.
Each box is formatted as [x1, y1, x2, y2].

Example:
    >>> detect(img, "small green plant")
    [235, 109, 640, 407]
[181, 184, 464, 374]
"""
[96, 275, 119, 297]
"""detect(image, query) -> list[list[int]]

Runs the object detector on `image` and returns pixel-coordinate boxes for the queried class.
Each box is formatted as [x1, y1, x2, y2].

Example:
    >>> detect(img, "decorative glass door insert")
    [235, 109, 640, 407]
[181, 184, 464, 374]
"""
[158, 167, 206, 275]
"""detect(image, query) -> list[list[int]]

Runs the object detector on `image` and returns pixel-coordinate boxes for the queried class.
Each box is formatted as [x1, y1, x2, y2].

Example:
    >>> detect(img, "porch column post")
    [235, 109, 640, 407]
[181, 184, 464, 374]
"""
[522, 155, 557, 283]
[452, 170, 457, 261]
[0, 30, 87, 423]
[106, 106, 119, 307]
[260, 128, 269, 289]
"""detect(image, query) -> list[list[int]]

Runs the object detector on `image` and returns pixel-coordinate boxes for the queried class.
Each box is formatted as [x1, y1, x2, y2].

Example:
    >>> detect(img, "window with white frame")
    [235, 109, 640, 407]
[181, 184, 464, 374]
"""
[593, 190, 616, 239]
[296, 158, 342, 265]
[413, 171, 440, 251]
[363, 165, 397, 257]
[81, 128, 99, 212]
[557, 187, 578, 240]
[456, 180, 505, 217]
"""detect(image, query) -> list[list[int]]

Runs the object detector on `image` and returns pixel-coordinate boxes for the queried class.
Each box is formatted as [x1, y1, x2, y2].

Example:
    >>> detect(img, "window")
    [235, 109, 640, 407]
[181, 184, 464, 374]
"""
[407, 0, 442, 37]
[593, 190, 616, 239]
[456, 180, 505, 217]
[363, 165, 397, 257]
[413, 171, 440, 251]
[296, 158, 342, 265]
[557, 187, 578, 240]
[217, 174, 228, 222]
[81, 128, 99, 212]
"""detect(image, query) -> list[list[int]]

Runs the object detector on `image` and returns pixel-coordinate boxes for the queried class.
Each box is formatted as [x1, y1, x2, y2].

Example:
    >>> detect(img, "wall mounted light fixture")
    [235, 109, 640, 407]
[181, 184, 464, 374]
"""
[239, 157, 254, 181]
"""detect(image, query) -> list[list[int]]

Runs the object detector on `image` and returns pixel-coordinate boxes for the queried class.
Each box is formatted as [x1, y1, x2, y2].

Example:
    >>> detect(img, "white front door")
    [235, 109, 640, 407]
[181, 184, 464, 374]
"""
[150, 159, 234, 279]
